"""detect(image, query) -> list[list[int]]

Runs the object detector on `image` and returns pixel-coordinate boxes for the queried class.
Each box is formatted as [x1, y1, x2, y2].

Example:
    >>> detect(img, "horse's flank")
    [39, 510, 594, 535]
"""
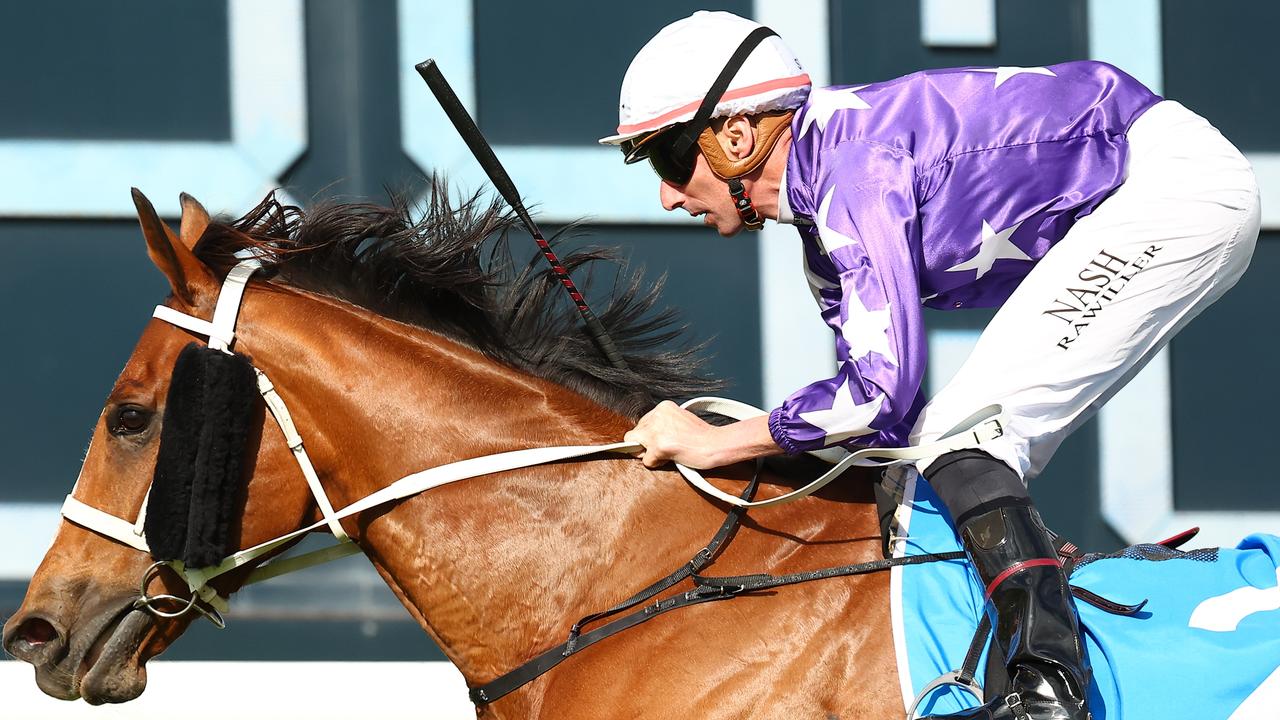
[5, 186, 901, 718]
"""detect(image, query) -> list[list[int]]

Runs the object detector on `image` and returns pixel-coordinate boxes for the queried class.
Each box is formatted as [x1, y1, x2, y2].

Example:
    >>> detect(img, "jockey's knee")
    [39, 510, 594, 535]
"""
[923, 449, 1031, 528]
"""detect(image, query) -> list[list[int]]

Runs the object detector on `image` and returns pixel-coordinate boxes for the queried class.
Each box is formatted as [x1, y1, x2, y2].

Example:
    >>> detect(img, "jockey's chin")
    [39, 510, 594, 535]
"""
[704, 210, 746, 237]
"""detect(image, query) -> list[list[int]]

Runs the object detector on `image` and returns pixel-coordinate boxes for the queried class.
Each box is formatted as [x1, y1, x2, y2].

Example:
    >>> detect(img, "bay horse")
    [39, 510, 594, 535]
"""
[2, 183, 902, 718]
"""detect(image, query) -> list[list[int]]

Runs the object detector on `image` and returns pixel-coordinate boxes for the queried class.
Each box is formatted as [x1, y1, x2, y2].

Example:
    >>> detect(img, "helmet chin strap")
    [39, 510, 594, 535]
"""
[696, 111, 793, 233]
[727, 178, 765, 230]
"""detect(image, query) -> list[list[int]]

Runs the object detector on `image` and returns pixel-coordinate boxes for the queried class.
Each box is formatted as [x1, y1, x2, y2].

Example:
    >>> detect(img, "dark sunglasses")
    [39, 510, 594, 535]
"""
[616, 25, 778, 187]
[621, 125, 701, 185]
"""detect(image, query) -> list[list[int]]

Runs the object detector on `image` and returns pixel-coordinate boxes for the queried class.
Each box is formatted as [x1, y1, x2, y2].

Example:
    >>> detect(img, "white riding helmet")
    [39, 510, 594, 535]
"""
[598, 10, 811, 146]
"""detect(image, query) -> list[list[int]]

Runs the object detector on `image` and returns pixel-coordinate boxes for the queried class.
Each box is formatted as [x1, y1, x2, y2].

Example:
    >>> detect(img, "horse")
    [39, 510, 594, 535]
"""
[2, 183, 905, 718]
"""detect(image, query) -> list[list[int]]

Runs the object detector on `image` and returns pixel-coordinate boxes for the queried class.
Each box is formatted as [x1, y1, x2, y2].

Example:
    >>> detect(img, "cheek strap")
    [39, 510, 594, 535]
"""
[728, 178, 765, 231]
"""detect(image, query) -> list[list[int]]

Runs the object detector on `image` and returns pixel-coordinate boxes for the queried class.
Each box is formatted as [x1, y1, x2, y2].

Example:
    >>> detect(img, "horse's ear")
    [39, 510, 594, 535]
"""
[178, 192, 211, 250]
[132, 188, 215, 306]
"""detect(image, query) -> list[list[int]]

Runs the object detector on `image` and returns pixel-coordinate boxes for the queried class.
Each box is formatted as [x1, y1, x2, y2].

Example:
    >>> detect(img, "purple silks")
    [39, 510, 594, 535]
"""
[769, 61, 1160, 454]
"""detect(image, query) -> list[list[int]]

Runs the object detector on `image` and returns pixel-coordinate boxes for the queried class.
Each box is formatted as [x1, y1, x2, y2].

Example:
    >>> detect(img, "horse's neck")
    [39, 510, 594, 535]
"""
[242, 286, 731, 688]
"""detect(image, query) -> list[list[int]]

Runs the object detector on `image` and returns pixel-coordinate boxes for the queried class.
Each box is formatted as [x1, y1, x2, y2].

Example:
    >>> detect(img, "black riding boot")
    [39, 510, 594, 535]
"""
[920, 450, 1091, 720]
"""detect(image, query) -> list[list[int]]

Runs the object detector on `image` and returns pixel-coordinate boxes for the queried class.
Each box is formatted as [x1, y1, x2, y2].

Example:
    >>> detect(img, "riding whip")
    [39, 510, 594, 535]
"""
[415, 59, 631, 372]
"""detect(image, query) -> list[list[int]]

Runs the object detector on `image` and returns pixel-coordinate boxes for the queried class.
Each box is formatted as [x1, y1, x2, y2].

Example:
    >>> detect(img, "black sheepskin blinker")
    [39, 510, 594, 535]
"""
[145, 343, 258, 569]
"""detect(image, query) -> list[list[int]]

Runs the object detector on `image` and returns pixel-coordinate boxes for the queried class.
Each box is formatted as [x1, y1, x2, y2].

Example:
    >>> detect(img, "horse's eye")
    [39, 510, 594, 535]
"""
[111, 405, 152, 435]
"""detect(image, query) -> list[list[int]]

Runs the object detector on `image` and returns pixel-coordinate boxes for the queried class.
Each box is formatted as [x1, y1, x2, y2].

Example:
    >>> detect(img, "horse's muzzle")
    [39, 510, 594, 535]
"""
[3, 593, 153, 704]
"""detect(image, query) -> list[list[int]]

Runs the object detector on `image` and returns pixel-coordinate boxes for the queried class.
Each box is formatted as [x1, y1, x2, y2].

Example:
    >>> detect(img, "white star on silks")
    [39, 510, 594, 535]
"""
[971, 66, 1057, 88]
[799, 85, 871, 138]
[798, 379, 886, 445]
[815, 186, 858, 254]
[842, 292, 897, 367]
[944, 219, 1032, 280]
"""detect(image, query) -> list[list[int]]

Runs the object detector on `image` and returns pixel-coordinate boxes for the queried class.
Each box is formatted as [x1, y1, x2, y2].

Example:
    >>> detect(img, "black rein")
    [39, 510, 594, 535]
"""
[468, 462, 965, 706]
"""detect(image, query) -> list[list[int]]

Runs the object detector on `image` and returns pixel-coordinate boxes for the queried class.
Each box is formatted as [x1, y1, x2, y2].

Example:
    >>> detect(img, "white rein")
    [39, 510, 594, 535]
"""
[59, 260, 1003, 620]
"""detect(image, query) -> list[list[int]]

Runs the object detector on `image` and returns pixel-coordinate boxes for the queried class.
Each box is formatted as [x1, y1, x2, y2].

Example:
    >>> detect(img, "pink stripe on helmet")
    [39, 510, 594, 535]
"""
[615, 73, 811, 135]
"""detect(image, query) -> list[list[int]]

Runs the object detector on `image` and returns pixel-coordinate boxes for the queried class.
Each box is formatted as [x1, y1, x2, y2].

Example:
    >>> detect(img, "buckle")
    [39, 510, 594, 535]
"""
[974, 417, 1004, 443]
[1005, 692, 1029, 719]
[689, 583, 745, 600]
[687, 546, 714, 571]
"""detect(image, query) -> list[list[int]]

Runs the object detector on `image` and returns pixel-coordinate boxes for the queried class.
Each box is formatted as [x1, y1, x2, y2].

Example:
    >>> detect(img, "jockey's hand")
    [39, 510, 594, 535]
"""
[624, 401, 781, 470]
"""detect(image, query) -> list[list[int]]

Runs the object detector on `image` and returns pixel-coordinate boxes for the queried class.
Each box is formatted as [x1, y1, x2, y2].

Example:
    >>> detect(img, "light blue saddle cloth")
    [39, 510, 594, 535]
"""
[892, 472, 1280, 719]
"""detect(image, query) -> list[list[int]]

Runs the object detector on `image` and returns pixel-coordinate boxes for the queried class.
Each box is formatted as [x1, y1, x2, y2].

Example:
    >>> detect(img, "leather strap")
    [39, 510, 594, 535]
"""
[63, 260, 1007, 616]
[1071, 585, 1147, 616]
[64, 393, 1003, 597]
[669, 26, 778, 159]
[472, 545, 968, 706]
[206, 261, 258, 353]
[471, 463, 762, 704]
[153, 306, 224, 346]
[690, 550, 965, 594]
[1157, 526, 1200, 549]
[563, 460, 762, 655]
[61, 495, 151, 553]
[255, 369, 348, 542]
[151, 259, 258, 351]
[470, 580, 744, 705]
[958, 612, 994, 692]
[983, 558, 1062, 600]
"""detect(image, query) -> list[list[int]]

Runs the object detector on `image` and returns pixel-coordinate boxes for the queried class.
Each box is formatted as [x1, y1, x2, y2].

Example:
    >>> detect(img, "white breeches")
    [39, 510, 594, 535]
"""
[911, 100, 1262, 481]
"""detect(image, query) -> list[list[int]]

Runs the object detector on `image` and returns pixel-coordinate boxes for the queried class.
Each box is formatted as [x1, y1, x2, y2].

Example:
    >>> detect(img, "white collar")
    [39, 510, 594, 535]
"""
[775, 162, 796, 226]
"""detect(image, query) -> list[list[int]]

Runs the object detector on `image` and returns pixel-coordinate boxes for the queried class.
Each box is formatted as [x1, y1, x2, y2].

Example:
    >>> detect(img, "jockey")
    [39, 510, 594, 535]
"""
[612, 10, 1260, 720]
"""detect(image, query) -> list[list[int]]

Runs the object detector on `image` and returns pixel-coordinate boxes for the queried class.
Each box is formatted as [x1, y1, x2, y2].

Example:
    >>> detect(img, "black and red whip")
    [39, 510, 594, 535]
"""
[415, 59, 630, 372]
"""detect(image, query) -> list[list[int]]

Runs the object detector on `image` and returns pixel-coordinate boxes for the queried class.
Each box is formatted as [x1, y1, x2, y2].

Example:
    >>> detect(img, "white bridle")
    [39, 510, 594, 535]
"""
[58, 259, 1003, 623]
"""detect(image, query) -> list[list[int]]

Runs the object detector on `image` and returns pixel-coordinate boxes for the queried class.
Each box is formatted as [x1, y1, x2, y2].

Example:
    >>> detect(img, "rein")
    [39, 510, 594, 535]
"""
[470, 510, 968, 706]
[59, 259, 1005, 703]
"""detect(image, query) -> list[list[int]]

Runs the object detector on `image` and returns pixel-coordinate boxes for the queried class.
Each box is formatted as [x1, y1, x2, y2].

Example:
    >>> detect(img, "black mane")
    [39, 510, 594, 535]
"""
[192, 178, 721, 418]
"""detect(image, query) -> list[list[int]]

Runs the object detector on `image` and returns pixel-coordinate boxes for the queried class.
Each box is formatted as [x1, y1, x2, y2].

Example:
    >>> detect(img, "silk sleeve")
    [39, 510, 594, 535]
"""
[768, 141, 926, 452]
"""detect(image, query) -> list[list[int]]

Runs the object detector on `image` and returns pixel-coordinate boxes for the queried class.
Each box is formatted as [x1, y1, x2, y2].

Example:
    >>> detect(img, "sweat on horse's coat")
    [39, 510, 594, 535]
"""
[145, 343, 258, 569]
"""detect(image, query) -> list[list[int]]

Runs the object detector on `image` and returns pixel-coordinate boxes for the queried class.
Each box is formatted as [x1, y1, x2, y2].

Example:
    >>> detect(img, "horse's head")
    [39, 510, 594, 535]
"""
[2, 190, 315, 704]
[3, 183, 734, 708]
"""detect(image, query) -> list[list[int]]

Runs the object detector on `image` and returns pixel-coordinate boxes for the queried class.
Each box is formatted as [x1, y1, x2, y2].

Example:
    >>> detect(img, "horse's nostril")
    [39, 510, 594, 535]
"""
[4, 615, 66, 664]
[18, 617, 58, 646]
